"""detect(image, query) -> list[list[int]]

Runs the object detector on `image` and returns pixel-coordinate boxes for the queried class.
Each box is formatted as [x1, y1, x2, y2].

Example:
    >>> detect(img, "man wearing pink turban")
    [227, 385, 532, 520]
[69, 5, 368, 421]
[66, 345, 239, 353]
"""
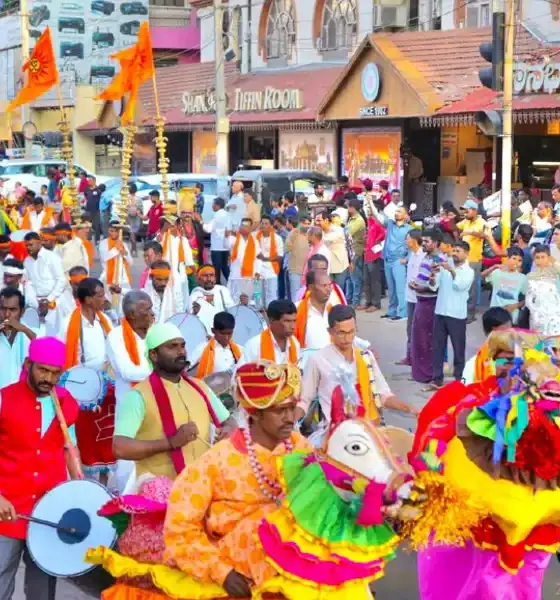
[0, 337, 80, 600]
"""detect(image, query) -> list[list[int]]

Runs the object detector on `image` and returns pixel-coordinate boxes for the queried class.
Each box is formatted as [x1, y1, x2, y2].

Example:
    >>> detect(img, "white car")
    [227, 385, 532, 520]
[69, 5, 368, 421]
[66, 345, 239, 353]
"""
[0, 159, 110, 195]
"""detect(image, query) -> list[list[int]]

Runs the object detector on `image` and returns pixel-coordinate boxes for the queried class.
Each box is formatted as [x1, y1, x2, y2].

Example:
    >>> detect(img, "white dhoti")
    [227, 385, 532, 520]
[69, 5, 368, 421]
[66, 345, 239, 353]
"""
[261, 277, 278, 309]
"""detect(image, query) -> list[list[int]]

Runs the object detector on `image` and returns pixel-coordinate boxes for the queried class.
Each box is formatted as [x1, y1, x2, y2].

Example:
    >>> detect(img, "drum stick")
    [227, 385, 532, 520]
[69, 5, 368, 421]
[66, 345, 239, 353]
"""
[17, 514, 79, 535]
[197, 436, 212, 448]
[52, 388, 84, 480]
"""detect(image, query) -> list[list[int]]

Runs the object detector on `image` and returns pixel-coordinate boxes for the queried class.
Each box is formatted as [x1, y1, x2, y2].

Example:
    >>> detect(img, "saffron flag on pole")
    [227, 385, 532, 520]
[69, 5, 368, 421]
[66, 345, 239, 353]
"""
[6, 27, 58, 112]
[95, 21, 155, 125]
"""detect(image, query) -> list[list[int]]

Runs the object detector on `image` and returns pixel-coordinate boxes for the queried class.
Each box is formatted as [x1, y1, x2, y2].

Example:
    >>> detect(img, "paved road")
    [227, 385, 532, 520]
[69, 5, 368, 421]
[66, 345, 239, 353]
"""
[13, 256, 560, 598]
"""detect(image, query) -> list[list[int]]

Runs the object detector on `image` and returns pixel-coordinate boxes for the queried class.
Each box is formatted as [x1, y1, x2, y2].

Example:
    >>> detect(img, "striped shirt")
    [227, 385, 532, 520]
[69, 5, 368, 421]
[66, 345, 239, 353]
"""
[414, 252, 445, 298]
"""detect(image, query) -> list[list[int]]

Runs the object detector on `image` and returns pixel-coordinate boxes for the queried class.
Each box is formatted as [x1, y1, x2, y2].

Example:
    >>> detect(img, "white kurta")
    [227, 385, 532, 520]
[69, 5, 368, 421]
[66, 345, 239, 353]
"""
[226, 233, 262, 303]
[58, 312, 112, 370]
[24, 248, 68, 335]
[98, 239, 133, 288]
[29, 210, 55, 232]
[236, 331, 301, 370]
[56, 238, 89, 274]
[145, 280, 185, 323]
[188, 285, 235, 333]
[295, 299, 331, 350]
[190, 339, 238, 374]
[161, 232, 194, 300]
[0, 331, 32, 388]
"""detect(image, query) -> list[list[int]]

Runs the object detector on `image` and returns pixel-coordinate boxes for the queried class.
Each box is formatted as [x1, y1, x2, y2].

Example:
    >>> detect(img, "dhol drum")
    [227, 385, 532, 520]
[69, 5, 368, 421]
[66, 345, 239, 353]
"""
[227, 304, 266, 346]
[166, 313, 208, 366]
[26, 479, 116, 577]
[59, 366, 111, 411]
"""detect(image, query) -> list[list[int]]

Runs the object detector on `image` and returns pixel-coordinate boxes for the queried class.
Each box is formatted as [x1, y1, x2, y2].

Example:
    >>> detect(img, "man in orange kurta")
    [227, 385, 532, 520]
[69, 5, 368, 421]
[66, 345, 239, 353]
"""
[164, 361, 309, 598]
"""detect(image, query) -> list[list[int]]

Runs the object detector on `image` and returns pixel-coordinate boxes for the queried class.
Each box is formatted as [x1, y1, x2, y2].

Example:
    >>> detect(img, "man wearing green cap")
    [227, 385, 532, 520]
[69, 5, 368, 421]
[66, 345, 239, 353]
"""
[113, 323, 232, 482]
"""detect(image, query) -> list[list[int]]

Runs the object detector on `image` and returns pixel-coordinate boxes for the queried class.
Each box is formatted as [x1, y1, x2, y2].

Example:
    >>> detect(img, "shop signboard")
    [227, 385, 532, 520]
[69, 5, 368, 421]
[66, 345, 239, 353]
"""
[182, 87, 303, 116]
[27, 0, 149, 106]
[341, 127, 401, 190]
[279, 130, 335, 176]
[513, 61, 560, 95]
[192, 130, 217, 173]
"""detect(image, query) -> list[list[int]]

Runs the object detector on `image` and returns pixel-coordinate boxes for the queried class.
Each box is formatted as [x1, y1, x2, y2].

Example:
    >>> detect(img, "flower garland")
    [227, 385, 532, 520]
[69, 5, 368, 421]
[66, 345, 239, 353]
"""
[242, 427, 293, 503]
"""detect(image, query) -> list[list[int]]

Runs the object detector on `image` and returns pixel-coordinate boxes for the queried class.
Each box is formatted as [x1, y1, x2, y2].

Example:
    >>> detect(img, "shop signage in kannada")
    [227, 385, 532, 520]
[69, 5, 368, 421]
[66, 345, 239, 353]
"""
[513, 61, 560, 94]
[182, 87, 302, 115]
[359, 106, 388, 117]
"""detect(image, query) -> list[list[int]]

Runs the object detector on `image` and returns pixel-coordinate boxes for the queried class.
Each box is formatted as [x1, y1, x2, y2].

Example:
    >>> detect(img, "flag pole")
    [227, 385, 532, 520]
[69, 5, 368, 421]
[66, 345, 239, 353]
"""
[151, 72, 170, 211]
[55, 81, 79, 223]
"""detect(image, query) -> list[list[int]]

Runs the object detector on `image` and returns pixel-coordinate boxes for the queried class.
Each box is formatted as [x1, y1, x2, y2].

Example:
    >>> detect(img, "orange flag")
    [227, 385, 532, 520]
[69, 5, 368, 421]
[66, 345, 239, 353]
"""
[7, 27, 58, 112]
[96, 21, 155, 125]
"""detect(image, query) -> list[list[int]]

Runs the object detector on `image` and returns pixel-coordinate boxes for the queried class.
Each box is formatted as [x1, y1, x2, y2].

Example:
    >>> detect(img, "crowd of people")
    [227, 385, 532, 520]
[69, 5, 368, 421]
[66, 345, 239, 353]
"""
[1, 173, 560, 600]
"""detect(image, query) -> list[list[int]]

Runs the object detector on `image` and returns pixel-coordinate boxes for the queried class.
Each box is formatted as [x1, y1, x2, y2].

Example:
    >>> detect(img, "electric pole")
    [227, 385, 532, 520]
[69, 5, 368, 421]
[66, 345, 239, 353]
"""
[20, 0, 32, 158]
[214, 0, 230, 175]
[501, 0, 515, 250]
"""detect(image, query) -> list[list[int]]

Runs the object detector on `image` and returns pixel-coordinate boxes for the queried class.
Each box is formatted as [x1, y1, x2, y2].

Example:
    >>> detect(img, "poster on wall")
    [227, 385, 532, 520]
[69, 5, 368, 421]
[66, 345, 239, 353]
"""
[192, 131, 217, 173]
[341, 128, 401, 190]
[27, 0, 149, 105]
[279, 130, 335, 177]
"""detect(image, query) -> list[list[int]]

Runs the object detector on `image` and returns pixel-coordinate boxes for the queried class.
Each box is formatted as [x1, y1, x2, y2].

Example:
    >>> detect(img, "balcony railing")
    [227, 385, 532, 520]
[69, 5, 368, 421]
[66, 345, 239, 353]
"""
[149, 4, 192, 27]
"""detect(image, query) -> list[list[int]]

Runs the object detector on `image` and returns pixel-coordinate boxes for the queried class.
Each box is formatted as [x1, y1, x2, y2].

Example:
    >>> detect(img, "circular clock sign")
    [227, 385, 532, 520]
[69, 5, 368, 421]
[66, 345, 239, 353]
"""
[361, 63, 381, 103]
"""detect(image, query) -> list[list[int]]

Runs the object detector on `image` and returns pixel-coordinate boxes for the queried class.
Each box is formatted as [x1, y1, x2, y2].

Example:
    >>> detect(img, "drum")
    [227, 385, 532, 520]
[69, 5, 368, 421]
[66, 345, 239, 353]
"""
[380, 426, 414, 468]
[204, 370, 233, 398]
[26, 479, 116, 577]
[10, 229, 30, 242]
[21, 307, 40, 329]
[227, 304, 266, 346]
[166, 312, 208, 363]
[59, 366, 111, 410]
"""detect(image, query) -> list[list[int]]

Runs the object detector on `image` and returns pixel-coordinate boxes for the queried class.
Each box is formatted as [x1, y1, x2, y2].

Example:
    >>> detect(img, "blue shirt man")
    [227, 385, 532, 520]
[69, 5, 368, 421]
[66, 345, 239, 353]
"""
[382, 208, 411, 320]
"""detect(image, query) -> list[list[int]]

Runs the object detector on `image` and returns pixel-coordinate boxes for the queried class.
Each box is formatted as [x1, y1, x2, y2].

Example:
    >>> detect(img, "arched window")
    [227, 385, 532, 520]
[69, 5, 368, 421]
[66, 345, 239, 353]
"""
[319, 0, 358, 53]
[265, 0, 296, 62]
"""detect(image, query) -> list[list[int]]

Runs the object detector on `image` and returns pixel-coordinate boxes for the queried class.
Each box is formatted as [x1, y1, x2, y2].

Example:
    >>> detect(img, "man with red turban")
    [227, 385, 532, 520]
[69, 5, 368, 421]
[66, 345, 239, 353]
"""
[164, 361, 310, 599]
[0, 337, 80, 600]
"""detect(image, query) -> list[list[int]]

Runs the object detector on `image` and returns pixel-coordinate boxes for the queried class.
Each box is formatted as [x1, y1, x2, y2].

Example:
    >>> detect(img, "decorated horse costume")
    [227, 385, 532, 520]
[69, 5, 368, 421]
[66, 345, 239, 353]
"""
[405, 330, 560, 599]
[87, 366, 414, 600]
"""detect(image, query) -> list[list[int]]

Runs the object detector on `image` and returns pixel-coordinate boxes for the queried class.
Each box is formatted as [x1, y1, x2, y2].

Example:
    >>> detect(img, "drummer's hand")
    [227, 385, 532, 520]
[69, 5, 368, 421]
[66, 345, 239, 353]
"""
[118, 246, 127, 256]
[109, 284, 122, 294]
[239, 294, 249, 306]
[169, 422, 199, 448]
[0, 495, 16, 522]
[192, 301, 201, 316]
[383, 395, 418, 416]
[224, 570, 253, 598]
[254, 273, 261, 280]
[38, 300, 49, 317]
[215, 417, 237, 442]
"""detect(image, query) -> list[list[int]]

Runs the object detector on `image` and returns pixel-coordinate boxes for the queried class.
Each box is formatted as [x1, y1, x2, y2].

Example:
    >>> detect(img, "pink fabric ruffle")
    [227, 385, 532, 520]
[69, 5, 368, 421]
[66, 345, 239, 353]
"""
[258, 520, 384, 585]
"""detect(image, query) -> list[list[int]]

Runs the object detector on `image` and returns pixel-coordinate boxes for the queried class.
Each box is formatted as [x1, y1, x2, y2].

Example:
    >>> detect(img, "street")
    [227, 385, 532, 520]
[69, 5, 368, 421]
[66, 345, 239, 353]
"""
[13, 256, 560, 599]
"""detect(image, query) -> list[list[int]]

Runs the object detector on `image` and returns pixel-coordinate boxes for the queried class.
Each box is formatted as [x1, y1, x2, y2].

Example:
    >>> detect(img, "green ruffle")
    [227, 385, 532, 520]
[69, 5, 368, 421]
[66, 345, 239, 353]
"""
[466, 408, 497, 441]
[281, 452, 398, 550]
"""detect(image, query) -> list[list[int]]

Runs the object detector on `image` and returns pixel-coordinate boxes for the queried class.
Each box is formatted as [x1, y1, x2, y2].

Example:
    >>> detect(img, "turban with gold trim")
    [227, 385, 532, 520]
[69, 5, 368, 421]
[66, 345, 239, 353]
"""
[235, 361, 301, 413]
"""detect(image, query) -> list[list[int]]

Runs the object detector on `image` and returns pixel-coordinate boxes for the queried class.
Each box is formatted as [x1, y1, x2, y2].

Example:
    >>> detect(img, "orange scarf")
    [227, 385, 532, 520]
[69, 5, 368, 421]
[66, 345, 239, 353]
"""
[304, 285, 346, 306]
[65, 308, 112, 369]
[256, 231, 280, 275]
[294, 296, 332, 348]
[106, 238, 132, 285]
[162, 232, 186, 268]
[196, 337, 241, 378]
[82, 238, 94, 270]
[356, 348, 380, 423]
[122, 317, 141, 366]
[22, 207, 54, 230]
[260, 328, 298, 363]
[474, 342, 493, 382]
[230, 233, 256, 278]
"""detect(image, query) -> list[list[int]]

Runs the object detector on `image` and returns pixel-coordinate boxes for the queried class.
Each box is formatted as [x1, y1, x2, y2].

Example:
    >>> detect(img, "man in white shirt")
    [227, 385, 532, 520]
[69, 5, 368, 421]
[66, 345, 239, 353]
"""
[256, 215, 284, 308]
[106, 290, 154, 403]
[191, 311, 242, 378]
[0, 287, 37, 388]
[24, 197, 56, 232]
[294, 270, 333, 350]
[202, 197, 230, 284]
[99, 221, 133, 312]
[0, 235, 13, 286]
[24, 232, 68, 335]
[297, 305, 415, 444]
[226, 217, 262, 304]
[2, 258, 38, 310]
[54, 223, 89, 275]
[383, 189, 404, 222]
[237, 299, 300, 368]
[189, 264, 234, 334]
[58, 277, 112, 370]
[144, 259, 184, 323]
[157, 216, 194, 300]
[226, 180, 247, 231]
[316, 211, 349, 288]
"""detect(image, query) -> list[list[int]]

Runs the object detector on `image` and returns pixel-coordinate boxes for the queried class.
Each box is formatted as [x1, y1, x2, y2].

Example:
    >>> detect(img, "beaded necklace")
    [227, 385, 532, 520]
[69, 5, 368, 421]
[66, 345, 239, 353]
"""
[242, 427, 293, 503]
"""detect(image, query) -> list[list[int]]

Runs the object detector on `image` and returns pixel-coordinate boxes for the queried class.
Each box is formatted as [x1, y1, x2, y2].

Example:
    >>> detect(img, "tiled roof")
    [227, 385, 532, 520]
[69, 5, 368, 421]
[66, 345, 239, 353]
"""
[372, 26, 543, 108]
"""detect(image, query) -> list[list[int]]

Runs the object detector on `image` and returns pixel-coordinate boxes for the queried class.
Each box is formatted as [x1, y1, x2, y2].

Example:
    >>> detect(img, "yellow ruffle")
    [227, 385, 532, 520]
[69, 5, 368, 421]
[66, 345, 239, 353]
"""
[86, 547, 227, 600]
[102, 583, 171, 600]
[443, 437, 560, 545]
[254, 575, 375, 600]
[266, 506, 399, 563]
